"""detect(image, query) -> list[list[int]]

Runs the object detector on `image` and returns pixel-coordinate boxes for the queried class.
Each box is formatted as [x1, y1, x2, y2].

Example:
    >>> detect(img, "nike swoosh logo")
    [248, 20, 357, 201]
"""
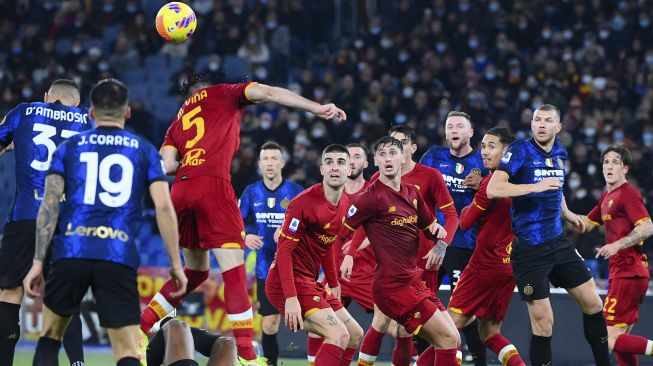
[254, 202, 263, 206]
[533, 161, 542, 165]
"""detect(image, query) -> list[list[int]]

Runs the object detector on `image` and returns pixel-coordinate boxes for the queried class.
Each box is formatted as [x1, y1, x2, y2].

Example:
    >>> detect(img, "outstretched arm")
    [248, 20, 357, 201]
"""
[487, 170, 561, 199]
[245, 83, 347, 121]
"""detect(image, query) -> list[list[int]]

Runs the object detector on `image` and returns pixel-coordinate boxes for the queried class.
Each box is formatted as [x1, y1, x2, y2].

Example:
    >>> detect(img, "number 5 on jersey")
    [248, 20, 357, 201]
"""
[181, 106, 207, 167]
[80, 152, 133, 207]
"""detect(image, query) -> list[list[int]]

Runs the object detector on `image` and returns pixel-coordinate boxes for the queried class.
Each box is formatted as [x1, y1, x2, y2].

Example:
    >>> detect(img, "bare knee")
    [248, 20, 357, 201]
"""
[371, 313, 391, 334]
[262, 315, 280, 335]
[477, 319, 500, 343]
[436, 326, 460, 349]
[582, 295, 604, 315]
[529, 310, 553, 336]
[347, 322, 364, 348]
[606, 326, 626, 351]
[163, 319, 191, 338]
[326, 326, 350, 349]
[214, 336, 236, 352]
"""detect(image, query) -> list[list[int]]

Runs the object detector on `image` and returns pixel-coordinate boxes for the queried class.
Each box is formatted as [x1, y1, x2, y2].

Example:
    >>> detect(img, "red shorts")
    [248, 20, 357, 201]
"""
[448, 267, 515, 321]
[265, 281, 343, 318]
[420, 269, 439, 295]
[604, 277, 649, 326]
[171, 176, 245, 250]
[374, 280, 445, 335]
[340, 276, 374, 312]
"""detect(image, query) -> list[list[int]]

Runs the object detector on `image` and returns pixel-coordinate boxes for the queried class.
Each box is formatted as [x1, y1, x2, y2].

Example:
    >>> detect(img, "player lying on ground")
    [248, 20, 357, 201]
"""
[340, 136, 461, 366]
[582, 144, 653, 366]
[447, 127, 526, 366]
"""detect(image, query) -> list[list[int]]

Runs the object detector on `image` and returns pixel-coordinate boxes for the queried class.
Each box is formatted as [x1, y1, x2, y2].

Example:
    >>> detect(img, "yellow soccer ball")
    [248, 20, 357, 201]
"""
[155, 2, 197, 42]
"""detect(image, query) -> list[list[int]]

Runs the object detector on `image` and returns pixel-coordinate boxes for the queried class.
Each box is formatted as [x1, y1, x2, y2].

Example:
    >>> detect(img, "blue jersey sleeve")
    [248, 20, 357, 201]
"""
[0, 105, 22, 146]
[146, 144, 166, 184]
[419, 146, 438, 166]
[48, 141, 68, 177]
[497, 141, 526, 178]
[239, 185, 252, 220]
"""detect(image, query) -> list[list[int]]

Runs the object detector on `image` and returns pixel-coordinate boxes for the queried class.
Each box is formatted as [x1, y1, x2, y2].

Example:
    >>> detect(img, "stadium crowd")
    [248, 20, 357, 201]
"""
[1, 0, 652, 277]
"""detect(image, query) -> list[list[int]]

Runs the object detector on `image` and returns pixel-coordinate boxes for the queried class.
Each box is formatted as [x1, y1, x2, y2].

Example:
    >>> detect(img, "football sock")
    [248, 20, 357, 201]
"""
[34, 337, 61, 366]
[414, 335, 430, 354]
[222, 265, 256, 360]
[358, 326, 385, 365]
[140, 268, 209, 333]
[262, 331, 279, 366]
[615, 351, 639, 366]
[315, 343, 345, 366]
[62, 315, 84, 366]
[416, 346, 435, 366]
[116, 357, 140, 366]
[391, 336, 413, 366]
[530, 335, 551, 366]
[461, 320, 487, 366]
[0, 302, 20, 366]
[583, 311, 610, 366]
[484, 333, 525, 366]
[614, 333, 653, 355]
[411, 341, 419, 363]
[308, 336, 324, 366]
[339, 347, 357, 366]
[436, 348, 459, 366]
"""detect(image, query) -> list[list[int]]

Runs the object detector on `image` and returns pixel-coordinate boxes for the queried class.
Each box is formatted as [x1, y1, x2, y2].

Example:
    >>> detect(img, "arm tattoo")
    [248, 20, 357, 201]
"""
[343, 317, 352, 325]
[432, 240, 447, 257]
[326, 314, 338, 326]
[615, 228, 645, 249]
[35, 175, 64, 261]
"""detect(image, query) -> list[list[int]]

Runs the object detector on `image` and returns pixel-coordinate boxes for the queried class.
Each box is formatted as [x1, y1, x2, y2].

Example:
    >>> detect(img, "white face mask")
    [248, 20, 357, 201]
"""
[569, 178, 581, 190]
[287, 120, 299, 130]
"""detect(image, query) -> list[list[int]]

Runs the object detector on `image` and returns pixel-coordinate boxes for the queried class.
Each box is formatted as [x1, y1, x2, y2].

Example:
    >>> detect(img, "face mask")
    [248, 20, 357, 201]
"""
[288, 120, 299, 130]
[562, 52, 572, 61]
[254, 66, 267, 79]
[584, 127, 596, 137]
[468, 39, 479, 49]
[72, 45, 82, 54]
[370, 27, 381, 35]
[395, 113, 407, 124]
[260, 120, 272, 129]
[485, 71, 496, 80]
[640, 19, 650, 28]
[612, 16, 625, 29]
[563, 30, 573, 40]
[459, 3, 470, 12]
[73, 76, 82, 85]
[22, 88, 33, 98]
[613, 130, 624, 141]
[311, 128, 325, 138]
[98, 62, 109, 71]
[398, 53, 409, 62]
[103, 3, 114, 12]
[12, 45, 22, 54]
[266, 21, 277, 30]
[43, 2, 54, 10]
[542, 30, 552, 39]
[354, 39, 364, 49]
[314, 88, 325, 99]
[587, 164, 597, 176]
[475, 54, 487, 63]
[518, 21, 528, 30]
[518, 91, 530, 101]
[438, 107, 448, 117]
[575, 188, 587, 199]
[436, 43, 446, 53]
[489, 2, 499, 12]
[127, 5, 138, 13]
[380, 38, 392, 49]
[78, 63, 90, 72]
[402, 87, 414, 99]
[643, 133, 653, 146]
[597, 142, 608, 152]
[248, 37, 257, 45]
[209, 62, 219, 71]
[599, 30, 610, 40]
[582, 74, 592, 84]
[645, 55, 653, 65]
[510, 69, 520, 77]
[569, 178, 581, 190]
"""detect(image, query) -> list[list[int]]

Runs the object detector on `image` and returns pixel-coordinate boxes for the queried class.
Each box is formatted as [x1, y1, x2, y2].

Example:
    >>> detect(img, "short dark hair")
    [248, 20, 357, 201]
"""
[534, 104, 561, 122]
[446, 111, 472, 123]
[485, 127, 515, 147]
[388, 125, 416, 144]
[601, 144, 632, 167]
[373, 136, 403, 154]
[49, 79, 80, 100]
[346, 142, 368, 158]
[322, 144, 350, 159]
[90, 78, 129, 118]
[260, 141, 284, 154]
[181, 73, 213, 98]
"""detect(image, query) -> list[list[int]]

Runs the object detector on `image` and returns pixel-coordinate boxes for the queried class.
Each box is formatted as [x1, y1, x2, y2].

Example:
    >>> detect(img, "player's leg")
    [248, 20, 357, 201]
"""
[334, 307, 364, 366]
[303, 308, 351, 366]
[207, 337, 237, 366]
[525, 298, 554, 365]
[358, 305, 392, 366]
[478, 318, 525, 366]
[61, 314, 85, 366]
[307, 333, 324, 366]
[258, 278, 281, 366]
[416, 309, 461, 366]
[393, 324, 416, 366]
[159, 320, 199, 366]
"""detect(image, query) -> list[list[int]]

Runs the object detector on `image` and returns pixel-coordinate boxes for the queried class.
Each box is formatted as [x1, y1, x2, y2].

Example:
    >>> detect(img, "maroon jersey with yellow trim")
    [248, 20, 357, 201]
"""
[587, 182, 651, 279]
[459, 173, 514, 272]
[162, 82, 255, 182]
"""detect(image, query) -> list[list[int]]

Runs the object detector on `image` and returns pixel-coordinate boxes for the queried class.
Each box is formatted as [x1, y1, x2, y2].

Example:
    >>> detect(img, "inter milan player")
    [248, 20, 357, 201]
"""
[23, 79, 187, 366]
[0, 79, 92, 366]
[142, 74, 346, 365]
[239, 141, 303, 366]
[306, 143, 373, 366]
[354, 126, 458, 366]
[265, 144, 364, 366]
[447, 128, 526, 366]
[420, 111, 487, 364]
[582, 145, 653, 365]
[487, 104, 610, 365]
[340, 136, 460, 366]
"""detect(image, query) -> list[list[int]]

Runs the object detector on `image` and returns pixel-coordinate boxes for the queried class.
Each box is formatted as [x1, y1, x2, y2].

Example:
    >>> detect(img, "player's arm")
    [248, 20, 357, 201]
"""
[0, 142, 13, 156]
[160, 146, 181, 175]
[597, 189, 653, 258]
[460, 182, 491, 231]
[561, 196, 585, 232]
[431, 170, 458, 245]
[244, 83, 347, 121]
[337, 194, 376, 280]
[23, 174, 64, 297]
[150, 181, 187, 297]
[416, 191, 448, 270]
[321, 245, 340, 298]
[239, 187, 263, 250]
[486, 170, 561, 199]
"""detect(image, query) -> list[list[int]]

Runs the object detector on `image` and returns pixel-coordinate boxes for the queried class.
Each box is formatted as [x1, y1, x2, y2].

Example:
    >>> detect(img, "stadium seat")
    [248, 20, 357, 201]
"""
[120, 68, 147, 84]
[144, 54, 168, 70]
[55, 38, 73, 56]
[223, 56, 250, 83]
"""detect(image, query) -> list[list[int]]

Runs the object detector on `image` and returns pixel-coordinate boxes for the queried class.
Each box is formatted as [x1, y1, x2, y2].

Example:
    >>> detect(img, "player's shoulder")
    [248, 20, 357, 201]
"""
[422, 146, 447, 160]
[290, 183, 321, 205]
[509, 139, 529, 150]
[284, 179, 304, 192]
[620, 182, 643, 198]
[415, 162, 440, 174]
[242, 180, 261, 194]
[552, 139, 568, 157]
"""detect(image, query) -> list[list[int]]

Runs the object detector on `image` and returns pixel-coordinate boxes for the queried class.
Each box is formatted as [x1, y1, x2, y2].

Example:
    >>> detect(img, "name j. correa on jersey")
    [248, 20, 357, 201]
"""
[25, 106, 89, 124]
[77, 133, 140, 148]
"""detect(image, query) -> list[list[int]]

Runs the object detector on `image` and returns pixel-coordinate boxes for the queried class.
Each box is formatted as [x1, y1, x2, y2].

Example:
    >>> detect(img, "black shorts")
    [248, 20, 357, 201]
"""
[257, 278, 279, 316]
[44, 259, 140, 328]
[511, 234, 592, 301]
[437, 246, 473, 290]
[0, 220, 36, 289]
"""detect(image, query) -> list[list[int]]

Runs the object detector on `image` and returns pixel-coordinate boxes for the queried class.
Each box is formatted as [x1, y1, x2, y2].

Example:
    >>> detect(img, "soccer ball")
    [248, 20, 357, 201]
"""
[155, 2, 197, 43]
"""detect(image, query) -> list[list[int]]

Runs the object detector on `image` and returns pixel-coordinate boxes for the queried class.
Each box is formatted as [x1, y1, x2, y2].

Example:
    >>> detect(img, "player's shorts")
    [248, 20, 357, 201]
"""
[265, 281, 343, 318]
[171, 176, 245, 250]
[603, 277, 649, 326]
[438, 246, 473, 289]
[511, 234, 592, 301]
[448, 267, 515, 321]
[0, 220, 36, 289]
[339, 277, 375, 313]
[374, 280, 446, 335]
[421, 269, 439, 295]
[257, 278, 279, 316]
[44, 259, 140, 328]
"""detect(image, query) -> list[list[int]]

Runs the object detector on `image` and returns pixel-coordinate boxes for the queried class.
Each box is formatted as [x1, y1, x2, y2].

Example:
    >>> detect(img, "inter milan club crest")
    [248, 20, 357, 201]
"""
[267, 197, 276, 208]
[471, 168, 482, 176]
[545, 158, 554, 168]
[455, 163, 465, 174]
[280, 198, 290, 209]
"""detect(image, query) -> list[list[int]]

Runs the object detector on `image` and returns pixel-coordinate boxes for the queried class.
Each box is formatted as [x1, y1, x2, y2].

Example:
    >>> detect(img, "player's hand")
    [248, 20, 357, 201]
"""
[273, 227, 282, 243]
[428, 222, 447, 239]
[359, 238, 371, 250]
[424, 240, 447, 270]
[565, 213, 586, 233]
[340, 255, 354, 282]
[532, 178, 562, 193]
[341, 239, 352, 253]
[168, 267, 188, 298]
[595, 244, 620, 259]
[463, 172, 483, 190]
[245, 234, 264, 250]
[315, 103, 347, 122]
[23, 260, 44, 298]
[284, 297, 304, 332]
[329, 285, 342, 301]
